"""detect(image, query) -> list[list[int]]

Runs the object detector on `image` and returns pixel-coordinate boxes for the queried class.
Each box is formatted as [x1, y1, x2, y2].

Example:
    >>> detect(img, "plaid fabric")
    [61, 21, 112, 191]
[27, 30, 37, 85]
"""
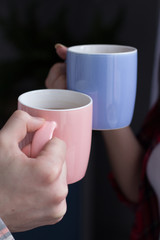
[110, 99, 160, 240]
[0, 219, 15, 240]
[130, 137, 160, 240]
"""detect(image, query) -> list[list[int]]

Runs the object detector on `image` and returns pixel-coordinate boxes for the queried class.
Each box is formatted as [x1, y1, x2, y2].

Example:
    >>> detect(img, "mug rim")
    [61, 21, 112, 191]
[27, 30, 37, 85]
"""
[67, 44, 137, 55]
[18, 89, 93, 112]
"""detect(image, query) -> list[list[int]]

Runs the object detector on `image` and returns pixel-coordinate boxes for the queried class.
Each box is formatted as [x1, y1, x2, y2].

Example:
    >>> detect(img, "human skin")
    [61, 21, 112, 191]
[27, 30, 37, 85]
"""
[0, 110, 68, 232]
[46, 43, 145, 203]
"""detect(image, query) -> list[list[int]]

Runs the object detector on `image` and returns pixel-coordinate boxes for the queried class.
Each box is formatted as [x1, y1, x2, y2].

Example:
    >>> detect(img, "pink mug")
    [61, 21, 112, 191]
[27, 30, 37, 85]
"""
[18, 89, 93, 184]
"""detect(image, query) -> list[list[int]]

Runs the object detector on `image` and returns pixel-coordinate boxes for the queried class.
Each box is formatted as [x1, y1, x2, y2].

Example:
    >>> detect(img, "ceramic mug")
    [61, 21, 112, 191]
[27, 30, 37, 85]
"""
[67, 44, 137, 130]
[18, 89, 93, 184]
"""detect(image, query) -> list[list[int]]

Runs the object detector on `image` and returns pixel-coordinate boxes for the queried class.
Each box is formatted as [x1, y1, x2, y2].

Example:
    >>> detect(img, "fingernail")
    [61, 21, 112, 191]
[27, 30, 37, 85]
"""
[55, 43, 65, 49]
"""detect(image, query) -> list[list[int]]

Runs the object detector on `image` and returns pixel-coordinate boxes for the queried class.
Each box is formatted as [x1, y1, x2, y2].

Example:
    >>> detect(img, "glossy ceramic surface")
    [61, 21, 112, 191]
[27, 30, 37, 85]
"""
[67, 44, 137, 130]
[18, 89, 93, 184]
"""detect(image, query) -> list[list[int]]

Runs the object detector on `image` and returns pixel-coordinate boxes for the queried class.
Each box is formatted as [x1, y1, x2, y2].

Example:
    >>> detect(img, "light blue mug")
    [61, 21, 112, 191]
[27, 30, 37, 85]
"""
[66, 44, 137, 130]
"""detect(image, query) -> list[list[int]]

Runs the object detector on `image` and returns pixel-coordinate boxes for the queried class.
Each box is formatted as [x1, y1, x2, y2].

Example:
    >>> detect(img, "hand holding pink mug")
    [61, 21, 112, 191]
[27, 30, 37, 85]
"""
[18, 89, 93, 184]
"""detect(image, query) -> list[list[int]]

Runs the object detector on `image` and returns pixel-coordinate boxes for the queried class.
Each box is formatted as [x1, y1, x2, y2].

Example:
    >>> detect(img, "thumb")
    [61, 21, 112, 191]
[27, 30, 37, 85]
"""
[55, 44, 67, 60]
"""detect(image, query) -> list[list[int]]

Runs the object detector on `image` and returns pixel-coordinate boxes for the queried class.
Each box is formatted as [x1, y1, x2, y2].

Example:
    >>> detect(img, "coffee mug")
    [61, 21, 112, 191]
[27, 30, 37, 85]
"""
[67, 44, 137, 130]
[18, 89, 93, 184]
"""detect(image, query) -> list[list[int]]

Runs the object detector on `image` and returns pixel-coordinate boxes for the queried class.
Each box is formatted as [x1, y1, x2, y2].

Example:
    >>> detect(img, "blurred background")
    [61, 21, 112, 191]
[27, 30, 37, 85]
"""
[0, 0, 159, 239]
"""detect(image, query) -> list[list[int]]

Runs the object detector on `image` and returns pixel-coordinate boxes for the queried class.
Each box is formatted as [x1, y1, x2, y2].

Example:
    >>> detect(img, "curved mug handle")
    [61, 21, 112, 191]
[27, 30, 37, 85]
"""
[31, 121, 57, 158]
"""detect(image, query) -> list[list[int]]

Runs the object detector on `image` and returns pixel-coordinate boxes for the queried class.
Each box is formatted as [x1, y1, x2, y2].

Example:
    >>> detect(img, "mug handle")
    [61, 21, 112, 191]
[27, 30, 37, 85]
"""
[31, 121, 57, 158]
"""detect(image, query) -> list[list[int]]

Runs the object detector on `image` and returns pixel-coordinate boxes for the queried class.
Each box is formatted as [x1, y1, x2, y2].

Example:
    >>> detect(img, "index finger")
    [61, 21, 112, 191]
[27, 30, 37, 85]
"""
[55, 44, 67, 60]
[0, 110, 44, 144]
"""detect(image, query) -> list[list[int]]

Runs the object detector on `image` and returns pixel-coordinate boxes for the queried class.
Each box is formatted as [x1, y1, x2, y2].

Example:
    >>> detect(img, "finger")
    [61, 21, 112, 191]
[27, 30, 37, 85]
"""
[32, 138, 66, 184]
[38, 137, 66, 163]
[1, 110, 45, 143]
[22, 144, 31, 157]
[47, 74, 66, 89]
[55, 44, 67, 60]
[45, 63, 66, 89]
[54, 75, 66, 89]
[47, 162, 68, 203]
[31, 121, 56, 158]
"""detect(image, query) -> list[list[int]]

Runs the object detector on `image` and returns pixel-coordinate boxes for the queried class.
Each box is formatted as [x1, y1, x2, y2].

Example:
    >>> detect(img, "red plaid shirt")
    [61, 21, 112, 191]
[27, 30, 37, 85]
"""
[110, 99, 160, 240]
[0, 218, 15, 240]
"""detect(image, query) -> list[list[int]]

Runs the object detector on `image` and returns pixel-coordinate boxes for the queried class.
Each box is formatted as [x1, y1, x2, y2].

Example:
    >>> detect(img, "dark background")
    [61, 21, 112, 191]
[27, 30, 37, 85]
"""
[0, 0, 159, 239]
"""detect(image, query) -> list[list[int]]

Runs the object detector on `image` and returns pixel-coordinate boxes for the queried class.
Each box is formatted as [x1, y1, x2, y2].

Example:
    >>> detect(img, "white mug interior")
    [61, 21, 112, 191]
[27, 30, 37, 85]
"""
[68, 44, 137, 54]
[18, 89, 92, 111]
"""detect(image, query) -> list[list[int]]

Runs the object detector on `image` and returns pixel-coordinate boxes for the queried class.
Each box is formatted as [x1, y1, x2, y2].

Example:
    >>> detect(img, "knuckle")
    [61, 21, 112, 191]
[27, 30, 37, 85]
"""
[37, 162, 62, 185]
[53, 186, 68, 204]
[52, 137, 66, 155]
[13, 110, 29, 122]
[50, 200, 67, 221]
[13, 110, 26, 118]
[46, 165, 62, 183]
